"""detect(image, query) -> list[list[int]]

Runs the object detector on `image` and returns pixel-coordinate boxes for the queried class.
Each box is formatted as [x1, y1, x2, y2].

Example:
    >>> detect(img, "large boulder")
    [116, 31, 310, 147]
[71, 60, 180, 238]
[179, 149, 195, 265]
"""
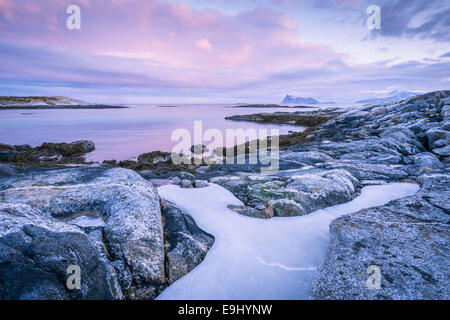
[0, 167, 165, 299]
[211, 169, 358, 217]
[379, 127, 425, 156]
[0, 220, 122, 299]
[312, 170, 450, 300]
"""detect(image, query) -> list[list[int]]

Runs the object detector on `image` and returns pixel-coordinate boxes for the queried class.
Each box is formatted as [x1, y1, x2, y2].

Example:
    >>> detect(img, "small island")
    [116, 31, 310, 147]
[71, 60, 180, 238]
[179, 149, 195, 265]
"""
[225, 109, 340, 126]
[0, 96, 127, 109]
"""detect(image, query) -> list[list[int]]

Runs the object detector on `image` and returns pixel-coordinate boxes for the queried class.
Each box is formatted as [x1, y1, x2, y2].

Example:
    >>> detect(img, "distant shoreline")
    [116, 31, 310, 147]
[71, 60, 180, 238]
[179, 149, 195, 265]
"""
[0, 104, 128, 110]
[229, 104, 316, 109]
[0, 96, 128, 110]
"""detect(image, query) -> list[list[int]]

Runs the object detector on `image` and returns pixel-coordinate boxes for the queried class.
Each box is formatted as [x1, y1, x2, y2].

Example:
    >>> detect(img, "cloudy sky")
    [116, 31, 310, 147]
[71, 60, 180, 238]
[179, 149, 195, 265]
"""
[0, 0, 449, 103]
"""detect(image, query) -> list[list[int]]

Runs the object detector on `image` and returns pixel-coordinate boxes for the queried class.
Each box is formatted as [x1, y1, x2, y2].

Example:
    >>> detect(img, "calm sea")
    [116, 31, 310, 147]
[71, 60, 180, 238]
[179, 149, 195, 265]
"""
[0, 104, 322, 162]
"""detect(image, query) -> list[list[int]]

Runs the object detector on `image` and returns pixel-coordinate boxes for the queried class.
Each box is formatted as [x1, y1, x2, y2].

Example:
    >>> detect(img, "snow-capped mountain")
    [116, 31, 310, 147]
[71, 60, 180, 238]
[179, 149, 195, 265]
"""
[356, 90, 419, 104]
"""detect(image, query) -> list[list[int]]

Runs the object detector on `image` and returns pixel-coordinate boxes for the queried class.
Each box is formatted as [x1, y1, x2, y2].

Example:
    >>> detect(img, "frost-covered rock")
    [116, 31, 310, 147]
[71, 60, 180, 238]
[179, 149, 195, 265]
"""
[0, 164, 24, 177]
[441, 120, 450, 131]
[0, 167, 165, 299]
[161, 201, 214, 284]
[0, 216, 122, 299]
[298, 138, 408, 164]
[181, 179, 193, 188]
[227, 204, 274, 219]
[311, 169, 450, 300]
[379, 127, 425, 155]
[441, 105, 450, 120]
[417, 171, 450, 213]
[408, 152, 443, 168]
[323, 161, 408, 181]
[211, 169, 358, 217]
[278, 150, 333, 166]
[426, 128, 449, 149]
[432, 145, 450, 156]
[193, 180, 209, 188]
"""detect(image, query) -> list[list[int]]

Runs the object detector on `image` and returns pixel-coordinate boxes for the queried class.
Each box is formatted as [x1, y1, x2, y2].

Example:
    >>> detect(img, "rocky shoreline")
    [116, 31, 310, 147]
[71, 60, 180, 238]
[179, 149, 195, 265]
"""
[225, 108, 340, 126]
[1, 90, 449, 299]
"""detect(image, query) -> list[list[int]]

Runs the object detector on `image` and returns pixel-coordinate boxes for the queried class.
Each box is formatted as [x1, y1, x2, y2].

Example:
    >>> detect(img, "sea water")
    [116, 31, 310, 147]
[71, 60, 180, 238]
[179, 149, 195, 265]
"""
[0, 104, 311, 161]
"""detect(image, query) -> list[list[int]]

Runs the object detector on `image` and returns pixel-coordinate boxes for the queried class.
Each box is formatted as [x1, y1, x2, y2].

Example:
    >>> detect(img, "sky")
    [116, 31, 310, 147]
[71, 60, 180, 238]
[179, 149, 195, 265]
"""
[0, 0, 449, 103]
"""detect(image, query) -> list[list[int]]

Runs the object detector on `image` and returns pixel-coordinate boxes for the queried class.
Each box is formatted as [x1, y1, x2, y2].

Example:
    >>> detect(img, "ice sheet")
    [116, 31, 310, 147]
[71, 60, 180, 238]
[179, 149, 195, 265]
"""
[156, 182, 419, 299]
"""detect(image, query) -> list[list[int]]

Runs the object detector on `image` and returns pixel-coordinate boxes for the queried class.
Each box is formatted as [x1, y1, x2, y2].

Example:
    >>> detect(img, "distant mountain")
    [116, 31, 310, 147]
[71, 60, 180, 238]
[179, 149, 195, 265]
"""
[281, 95, 319, 104]
[356, 90, 419, 104]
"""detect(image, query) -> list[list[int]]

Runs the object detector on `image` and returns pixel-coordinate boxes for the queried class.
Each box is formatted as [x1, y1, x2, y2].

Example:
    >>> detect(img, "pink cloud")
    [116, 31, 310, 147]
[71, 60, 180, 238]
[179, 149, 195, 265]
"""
[0, 0, 14, 19]
[219, 45, 252, 67]
[195, 39, 212, 51]
[0, 0, 344, 89]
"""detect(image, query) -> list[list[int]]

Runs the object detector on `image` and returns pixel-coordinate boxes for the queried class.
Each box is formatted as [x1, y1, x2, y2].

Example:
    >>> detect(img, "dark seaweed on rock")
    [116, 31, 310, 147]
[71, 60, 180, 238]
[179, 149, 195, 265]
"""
[0, 140, 95, 166]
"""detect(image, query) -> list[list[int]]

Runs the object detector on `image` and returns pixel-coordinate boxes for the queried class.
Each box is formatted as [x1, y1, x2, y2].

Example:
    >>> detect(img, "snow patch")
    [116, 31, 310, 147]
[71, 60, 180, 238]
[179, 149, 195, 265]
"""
[68, 216, 105, 228]
[156, 182, 419, 300]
